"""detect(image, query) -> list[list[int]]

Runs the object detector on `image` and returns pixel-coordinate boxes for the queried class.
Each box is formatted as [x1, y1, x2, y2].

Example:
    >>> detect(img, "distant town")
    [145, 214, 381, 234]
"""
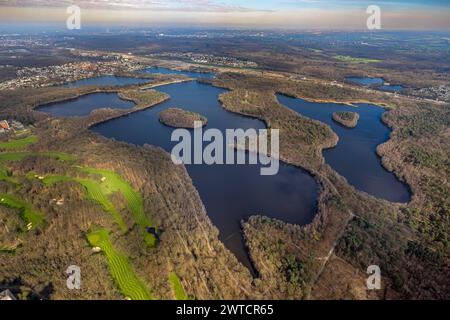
[0, 50, 142, 90]
[148, 52, 258, 68]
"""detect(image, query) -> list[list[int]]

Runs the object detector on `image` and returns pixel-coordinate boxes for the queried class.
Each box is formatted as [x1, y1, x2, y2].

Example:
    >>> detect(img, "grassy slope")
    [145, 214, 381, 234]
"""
[0, 164, 18, 184]
[82, 168, 157, 247]
[0, 151, 74, 162]
[87, 229, 153, 300]
[168, 271, 188, 300]
[42, 175, 72, 186]
[77, 179, 128, 233]
[41, 167, 156, 246]
[0, 194, 45, 230]
[42, 174, 128, 233]
[334, 55, 382, 63]
[0, 134, 157, 297]
[0, 135, 38, 150]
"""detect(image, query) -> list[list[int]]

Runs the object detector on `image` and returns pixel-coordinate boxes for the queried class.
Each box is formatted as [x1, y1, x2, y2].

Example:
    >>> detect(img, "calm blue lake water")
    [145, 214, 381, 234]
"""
[60, 66, 213, 88]
[37, 92, 135, 117]
[346, 77, 384, 86]
[378, 85, 404, 92]
[63, 75, 151, 88]
[346, 77, 404, 92]
[277, 95, 410, 203]
[137, 67, 215, 79]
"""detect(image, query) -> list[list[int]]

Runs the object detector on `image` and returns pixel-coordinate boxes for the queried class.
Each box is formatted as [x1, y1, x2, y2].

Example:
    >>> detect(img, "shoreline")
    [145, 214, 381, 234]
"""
[36, 74, 412, 207]
[159, 108, 208, 129]
[332, 111, 359, 128]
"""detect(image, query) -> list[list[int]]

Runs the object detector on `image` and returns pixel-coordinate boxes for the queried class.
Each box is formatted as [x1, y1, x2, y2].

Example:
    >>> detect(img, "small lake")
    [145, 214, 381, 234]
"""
[37, 92, 135, 117]
[137, 67, 215, 79]
[346, 77, 404, 92]
[346, 77, 384, 86]
[60, 67, 213, 88]
[377, 85, 404, 92]
[277, 95, 411, 203]
[63, 75, 151, 88]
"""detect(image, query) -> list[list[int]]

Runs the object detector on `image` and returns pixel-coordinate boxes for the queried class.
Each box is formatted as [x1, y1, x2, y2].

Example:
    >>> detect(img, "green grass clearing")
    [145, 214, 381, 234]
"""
[0, 194, 45, 230]
[77, 178, 127, 233]
[0, 165, 18, 184]
[0, 135, 38, 150]
[0, 151, 73, 186]
[334, 55, 382, 63]
[87, 229, 153, 300]
[169, 271, 189, 300]
[23, 163, 155, 246]
[41, 175, 73, 186]
[41, 174, 128, 233]
[82, 168, 157, 247]
[0, 151, 74, 162]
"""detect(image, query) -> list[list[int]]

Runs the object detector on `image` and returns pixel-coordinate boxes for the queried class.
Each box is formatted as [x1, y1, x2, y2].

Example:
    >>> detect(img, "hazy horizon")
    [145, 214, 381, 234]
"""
[1, 0, 450, 30]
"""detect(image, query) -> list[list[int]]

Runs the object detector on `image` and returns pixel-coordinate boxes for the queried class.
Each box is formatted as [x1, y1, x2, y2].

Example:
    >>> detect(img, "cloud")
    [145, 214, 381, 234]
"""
[0, 0, 263, 12]
[1, 1, 449, 29]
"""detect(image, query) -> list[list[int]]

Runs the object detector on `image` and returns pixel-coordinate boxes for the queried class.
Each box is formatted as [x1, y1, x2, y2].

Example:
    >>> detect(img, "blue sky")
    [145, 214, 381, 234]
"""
[225, 0, 449, 10]
[2, 0, 449, 11]
[1, 0, 449, 29]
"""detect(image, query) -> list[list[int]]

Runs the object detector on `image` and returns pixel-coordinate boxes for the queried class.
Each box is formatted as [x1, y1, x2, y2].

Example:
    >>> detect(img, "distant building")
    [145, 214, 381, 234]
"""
[0, 120, 10, 130]
[0, 120, 25, 134]
[0, 289, 17, 300]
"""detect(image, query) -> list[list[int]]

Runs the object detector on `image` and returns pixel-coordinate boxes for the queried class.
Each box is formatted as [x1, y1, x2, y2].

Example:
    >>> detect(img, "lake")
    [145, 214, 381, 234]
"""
[137, 67, 215, 79]
[40, 69, 411, 274]
[37, 92, 135, 117]
[346, 77, 384, 86]
[378, 85, 404, 92]
[63, 75, 151, 88]
[277, 95, 411, 203]
[42, 76, 318, 274]
[346, 76, 404, 92]
[91, 81, 318, 274]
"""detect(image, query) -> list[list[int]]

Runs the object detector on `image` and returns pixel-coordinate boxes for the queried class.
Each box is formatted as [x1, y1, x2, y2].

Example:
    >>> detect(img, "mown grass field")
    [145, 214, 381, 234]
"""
[0, 151, 74, 162]
[0, 136, 153, 243]
[87, 229, 153, 300]
[0, 133, 161, 296]
[0, 134, 135, 236]
[0, 149, 74, 187]
[0, 135, 38, 150]
[334, 55, 382, 63]
[39, 167, 157, 245]
[41, 174, 128, 233]
[41, 175, 72, 186]
[77, 178, 128, 233]
[0, 135, 69, 184]
[0, 194, 45, 230]
[0, 164, 18, 184]
[169, 271, 188, 300]
[83, 168, 157, 247]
